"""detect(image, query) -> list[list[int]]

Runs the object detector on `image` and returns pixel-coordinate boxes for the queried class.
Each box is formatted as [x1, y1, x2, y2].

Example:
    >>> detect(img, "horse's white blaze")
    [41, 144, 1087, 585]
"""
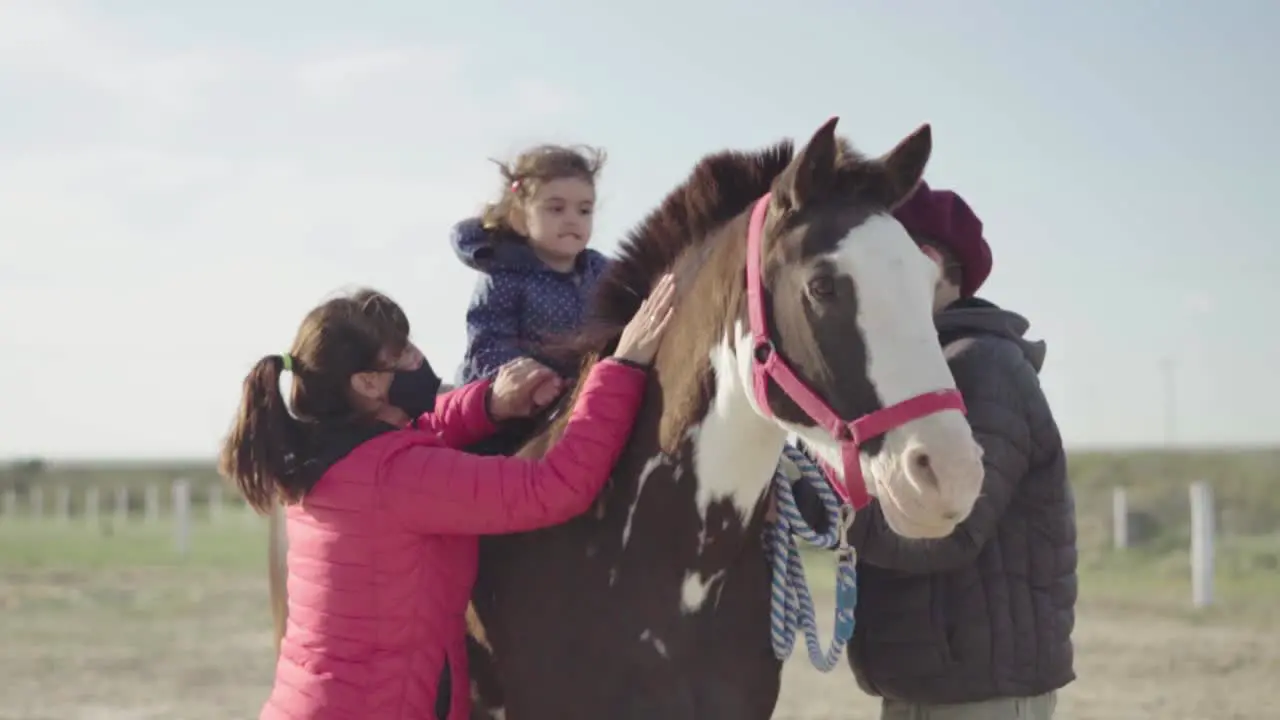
[837, 213, 956, 404]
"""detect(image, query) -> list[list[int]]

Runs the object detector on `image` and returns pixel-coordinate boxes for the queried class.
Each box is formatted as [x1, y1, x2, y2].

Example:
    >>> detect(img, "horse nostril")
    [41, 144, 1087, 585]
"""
[905, 447, 939, 491]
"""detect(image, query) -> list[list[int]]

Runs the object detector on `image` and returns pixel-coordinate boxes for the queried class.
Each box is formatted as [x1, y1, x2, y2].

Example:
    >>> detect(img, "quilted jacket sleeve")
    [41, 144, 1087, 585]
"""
[414, 378, 498, 450]
[847, 336, 1042, 573]
[379, 359, 647, 535]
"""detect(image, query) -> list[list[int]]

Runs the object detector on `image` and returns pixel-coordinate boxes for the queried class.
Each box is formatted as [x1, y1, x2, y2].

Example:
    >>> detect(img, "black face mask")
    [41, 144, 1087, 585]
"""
[387, 358, 443, 420]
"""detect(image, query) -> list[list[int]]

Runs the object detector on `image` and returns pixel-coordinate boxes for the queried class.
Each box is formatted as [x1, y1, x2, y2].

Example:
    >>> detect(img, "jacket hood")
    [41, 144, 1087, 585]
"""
[935, 296, 1047, 371]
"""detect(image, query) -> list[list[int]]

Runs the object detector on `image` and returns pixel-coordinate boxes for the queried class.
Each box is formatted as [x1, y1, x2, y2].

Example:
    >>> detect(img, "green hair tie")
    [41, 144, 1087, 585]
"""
[281, 353, 294, 373]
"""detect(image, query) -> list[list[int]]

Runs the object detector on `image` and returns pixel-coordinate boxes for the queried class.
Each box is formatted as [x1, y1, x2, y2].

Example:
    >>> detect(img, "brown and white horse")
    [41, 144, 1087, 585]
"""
[268, 117, 985, 719]
[462, 117, 984, 719]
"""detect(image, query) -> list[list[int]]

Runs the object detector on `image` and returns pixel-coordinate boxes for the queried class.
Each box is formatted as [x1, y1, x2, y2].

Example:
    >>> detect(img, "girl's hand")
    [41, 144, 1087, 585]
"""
[613, 273, 677, 367]
[488, 358, 565, 421]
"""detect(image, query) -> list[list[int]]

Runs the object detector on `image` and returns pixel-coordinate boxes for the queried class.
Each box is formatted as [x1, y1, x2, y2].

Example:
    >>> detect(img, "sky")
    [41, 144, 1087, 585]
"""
[1, 0, 1277, 460]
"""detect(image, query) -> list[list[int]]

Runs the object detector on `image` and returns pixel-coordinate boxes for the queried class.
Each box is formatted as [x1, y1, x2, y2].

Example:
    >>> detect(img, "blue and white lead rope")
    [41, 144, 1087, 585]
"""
[765, 444, 858, 673]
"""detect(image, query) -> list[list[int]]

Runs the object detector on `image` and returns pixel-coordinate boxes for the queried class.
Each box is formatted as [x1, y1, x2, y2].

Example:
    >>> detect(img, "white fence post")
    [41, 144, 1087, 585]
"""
[55, 486, 71, 521]
[30, 486, 44, 518]
[1112, 486, 1129, 550]
[145, 485, 160, 524]
[173, 479, 191, 556]
[1189, 480, 1215, 608]
[114, 487, 129, 524]
[85, 487, 100, 524]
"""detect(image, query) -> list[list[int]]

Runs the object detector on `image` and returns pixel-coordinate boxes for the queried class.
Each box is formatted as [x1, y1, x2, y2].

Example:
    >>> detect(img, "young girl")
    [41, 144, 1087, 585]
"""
[221, 280, 676, 720]
[452, 143, 610, 385]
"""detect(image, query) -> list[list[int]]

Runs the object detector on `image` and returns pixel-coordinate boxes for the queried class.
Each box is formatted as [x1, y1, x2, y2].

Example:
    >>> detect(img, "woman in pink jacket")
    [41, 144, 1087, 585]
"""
[219, 275, 677, 720]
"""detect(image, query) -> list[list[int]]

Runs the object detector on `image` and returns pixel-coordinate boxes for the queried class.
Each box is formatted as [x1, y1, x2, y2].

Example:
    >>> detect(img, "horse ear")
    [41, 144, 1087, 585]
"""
[878, 123, 933, 210]
[774, 116, 841, 212]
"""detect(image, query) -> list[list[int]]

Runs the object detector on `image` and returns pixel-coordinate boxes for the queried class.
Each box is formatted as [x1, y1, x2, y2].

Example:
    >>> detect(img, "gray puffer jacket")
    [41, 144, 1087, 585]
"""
[844, 297, 1077, 704]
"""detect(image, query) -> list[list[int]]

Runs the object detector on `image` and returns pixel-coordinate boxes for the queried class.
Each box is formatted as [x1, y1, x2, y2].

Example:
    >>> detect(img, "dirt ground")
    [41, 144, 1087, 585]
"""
[2, 567, 1278, 720]
[775, 600, 1280, 720]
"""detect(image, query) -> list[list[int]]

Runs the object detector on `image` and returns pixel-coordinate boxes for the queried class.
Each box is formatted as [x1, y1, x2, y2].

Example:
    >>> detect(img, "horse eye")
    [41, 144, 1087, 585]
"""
[808, 275, 836, 299]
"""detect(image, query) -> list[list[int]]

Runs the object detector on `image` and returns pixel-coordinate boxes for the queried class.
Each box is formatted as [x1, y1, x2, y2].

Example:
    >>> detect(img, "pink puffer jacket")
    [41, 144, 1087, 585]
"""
[260, 359, 647, 719]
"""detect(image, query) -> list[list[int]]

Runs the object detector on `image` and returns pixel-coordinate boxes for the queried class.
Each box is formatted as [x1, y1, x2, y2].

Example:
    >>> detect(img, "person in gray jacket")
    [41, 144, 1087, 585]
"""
[841, 182, 1077, 720]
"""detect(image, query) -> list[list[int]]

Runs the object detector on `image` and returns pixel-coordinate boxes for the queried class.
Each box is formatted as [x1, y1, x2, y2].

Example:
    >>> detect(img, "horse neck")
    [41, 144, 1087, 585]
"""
[658, 233, 786, 527]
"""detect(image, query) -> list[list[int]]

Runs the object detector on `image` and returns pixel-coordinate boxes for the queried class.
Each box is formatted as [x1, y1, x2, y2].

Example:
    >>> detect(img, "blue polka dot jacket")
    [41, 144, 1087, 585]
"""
[451, 217, 610, 385]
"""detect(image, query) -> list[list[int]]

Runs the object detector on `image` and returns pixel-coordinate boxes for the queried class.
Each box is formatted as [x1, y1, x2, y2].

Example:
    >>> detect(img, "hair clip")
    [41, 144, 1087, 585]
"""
[510, 179, 521, 193]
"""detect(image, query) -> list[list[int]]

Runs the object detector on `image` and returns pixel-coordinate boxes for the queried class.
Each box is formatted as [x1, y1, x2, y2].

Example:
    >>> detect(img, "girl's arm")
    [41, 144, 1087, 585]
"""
[378, 359, 647, 535]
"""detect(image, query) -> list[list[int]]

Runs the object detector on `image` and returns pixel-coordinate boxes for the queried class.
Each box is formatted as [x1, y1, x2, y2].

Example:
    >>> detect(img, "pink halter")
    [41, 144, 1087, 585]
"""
[744, 193, 967, 509]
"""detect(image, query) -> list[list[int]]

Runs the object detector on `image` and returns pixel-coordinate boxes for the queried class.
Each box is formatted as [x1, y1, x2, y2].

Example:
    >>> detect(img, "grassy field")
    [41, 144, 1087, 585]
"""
[2, 449, 1279, 718]
[0, 518, 273, 720]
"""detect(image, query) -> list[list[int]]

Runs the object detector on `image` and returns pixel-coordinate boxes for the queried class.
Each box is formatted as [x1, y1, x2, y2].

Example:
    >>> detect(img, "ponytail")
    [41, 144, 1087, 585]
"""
[218, 354, 308, 515]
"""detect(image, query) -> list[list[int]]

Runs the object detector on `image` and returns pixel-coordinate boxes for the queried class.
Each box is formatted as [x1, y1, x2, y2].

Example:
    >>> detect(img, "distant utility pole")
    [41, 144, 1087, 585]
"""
[1161, 356, 1176, 447]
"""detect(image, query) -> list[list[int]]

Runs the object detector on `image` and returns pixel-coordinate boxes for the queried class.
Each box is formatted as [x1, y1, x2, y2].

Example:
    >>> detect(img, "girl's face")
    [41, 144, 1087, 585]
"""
[520, 176, 595, 272]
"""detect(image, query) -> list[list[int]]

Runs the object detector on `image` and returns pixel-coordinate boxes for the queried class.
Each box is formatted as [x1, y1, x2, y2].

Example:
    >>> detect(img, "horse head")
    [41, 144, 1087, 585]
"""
[725, 116, 985, 538]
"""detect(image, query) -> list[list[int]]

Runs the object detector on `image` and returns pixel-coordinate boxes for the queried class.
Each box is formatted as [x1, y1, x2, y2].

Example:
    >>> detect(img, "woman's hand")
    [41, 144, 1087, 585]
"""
[488, 358, 565, 422]
[614, 273, 677, 367]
